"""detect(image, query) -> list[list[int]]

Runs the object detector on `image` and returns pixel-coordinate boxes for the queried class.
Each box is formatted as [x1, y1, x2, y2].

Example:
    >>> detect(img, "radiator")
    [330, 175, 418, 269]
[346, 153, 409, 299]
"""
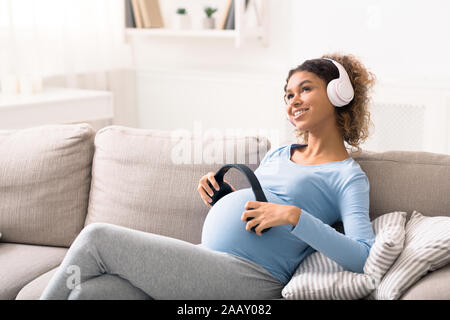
[361, 83, 450, 154]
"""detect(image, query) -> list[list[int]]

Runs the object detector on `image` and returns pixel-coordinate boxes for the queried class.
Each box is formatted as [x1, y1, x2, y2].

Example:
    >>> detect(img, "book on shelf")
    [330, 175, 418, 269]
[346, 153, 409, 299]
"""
[140, 0, 164, 28]
[218, 0, 260, 31]
[224, 0, 235, 30]
[128, 0, 164, 29]
[244, 0, 262, 28]
[125, 0, 136, 28]
[218, 0, 233, 30]
[130, 0, 144, 28]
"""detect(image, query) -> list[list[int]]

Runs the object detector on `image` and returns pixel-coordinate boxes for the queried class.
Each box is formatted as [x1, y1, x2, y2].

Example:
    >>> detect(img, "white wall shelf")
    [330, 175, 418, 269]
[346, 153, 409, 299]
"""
[124, 0, 268, 48]
[0, 87, 114, 130]
[126, 28, 238, 38]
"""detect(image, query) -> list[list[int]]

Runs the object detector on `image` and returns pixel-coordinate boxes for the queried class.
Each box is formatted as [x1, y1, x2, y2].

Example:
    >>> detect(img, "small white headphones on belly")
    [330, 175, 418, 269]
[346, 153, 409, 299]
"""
[323, 58, 354, 107]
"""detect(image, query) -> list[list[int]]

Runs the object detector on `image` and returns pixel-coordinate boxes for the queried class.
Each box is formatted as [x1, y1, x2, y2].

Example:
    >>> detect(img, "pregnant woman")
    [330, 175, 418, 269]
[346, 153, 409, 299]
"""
[41, 53, 376, 300]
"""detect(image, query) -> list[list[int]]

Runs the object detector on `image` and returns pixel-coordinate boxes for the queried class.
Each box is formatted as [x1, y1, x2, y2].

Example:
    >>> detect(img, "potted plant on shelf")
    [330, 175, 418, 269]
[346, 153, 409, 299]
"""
[203, 7, 218, 29]
[174, 8, 191, 30]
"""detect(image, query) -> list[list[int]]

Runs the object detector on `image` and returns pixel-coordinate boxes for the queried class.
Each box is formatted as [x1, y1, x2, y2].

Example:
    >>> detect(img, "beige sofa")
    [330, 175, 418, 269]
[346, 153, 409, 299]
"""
[0, 123, 449, 300]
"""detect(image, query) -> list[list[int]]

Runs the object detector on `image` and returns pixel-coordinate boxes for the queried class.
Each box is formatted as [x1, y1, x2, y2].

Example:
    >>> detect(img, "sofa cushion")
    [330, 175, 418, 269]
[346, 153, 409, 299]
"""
[16, 267, 59, 300]
[348, 149, 450, 300]
[0, 243, 67, 300]
[84, 125, 270, 244]
[400, 263, 450, 300]
[352, 150, 450, 221]
[0, 123, 95, 247]
[372, 211, 450, 300]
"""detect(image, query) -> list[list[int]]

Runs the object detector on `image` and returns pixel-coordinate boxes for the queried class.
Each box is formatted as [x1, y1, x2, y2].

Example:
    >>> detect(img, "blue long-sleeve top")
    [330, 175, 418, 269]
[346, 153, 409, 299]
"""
[200, 144, 376, 285]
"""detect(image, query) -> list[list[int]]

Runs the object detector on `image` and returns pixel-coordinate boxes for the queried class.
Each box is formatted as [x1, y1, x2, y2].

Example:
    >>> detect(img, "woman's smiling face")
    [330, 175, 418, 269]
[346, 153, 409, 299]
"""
[284, 71, 335, 132]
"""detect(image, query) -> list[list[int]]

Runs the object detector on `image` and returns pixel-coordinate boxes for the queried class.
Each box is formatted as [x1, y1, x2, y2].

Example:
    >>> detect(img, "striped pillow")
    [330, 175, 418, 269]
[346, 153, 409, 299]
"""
[282, 211, 407, 300]
[281, 251, 376, 300]
[371, 211, 450, 300]
[364, 211, 407, 286]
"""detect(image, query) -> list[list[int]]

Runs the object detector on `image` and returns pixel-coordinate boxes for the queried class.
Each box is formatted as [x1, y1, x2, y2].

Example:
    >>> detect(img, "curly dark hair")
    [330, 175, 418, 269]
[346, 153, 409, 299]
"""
[284, 53, 376, 156]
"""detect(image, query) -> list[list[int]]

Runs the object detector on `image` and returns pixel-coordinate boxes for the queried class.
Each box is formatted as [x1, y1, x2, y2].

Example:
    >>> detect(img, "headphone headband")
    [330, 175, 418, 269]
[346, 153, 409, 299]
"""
[214, 164, 267, 202]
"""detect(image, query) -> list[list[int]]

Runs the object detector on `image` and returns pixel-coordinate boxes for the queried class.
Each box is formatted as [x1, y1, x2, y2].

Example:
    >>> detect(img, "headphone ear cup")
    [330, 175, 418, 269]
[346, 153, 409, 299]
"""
[208, 180, 233, 206]
[327, 78, 354, 107]
[337, 80, 355, 102]
[327, 79, 340, 107]
[324, 58, 354, 107]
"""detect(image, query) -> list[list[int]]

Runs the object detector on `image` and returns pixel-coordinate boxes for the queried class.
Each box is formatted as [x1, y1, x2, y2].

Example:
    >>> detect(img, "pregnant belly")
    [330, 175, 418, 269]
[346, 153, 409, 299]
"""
[200, 188, 296, 261]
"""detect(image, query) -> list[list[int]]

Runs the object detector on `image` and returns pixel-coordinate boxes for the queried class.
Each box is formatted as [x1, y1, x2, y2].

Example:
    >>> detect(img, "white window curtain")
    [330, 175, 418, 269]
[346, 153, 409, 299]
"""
[0, 0, 132, 86]
[0, 0, 136, 128]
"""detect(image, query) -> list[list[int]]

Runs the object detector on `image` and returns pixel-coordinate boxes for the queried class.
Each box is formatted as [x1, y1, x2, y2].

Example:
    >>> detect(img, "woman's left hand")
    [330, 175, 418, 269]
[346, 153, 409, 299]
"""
[241, 201, 301, 236]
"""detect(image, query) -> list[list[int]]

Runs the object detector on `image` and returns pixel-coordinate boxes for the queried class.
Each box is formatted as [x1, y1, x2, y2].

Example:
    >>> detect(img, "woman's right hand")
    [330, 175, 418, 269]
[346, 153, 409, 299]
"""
[197, 172, 236, 208]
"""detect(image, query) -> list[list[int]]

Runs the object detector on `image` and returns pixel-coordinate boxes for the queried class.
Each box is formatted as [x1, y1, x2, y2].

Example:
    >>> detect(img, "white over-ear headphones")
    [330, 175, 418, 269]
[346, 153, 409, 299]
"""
[285, 58, 354, 125]
[323, 58, 354, 107]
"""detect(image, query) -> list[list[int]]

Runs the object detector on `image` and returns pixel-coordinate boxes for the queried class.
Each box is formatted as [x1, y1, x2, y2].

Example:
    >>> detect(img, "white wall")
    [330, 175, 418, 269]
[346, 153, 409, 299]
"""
[43, 69, 138, 131]
[290, 0, 450, 84]
[130, 0, 450, 153]
[130, 0, 296, 148]
[288, 0, 450, 154]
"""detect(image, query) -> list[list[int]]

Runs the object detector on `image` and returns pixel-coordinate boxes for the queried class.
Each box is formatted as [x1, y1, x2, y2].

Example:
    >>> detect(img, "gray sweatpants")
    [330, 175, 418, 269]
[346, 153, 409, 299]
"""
[40, 223, 284, 300]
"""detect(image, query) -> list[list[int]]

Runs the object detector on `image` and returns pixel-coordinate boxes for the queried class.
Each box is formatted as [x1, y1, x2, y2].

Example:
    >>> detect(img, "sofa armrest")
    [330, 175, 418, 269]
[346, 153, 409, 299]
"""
[400, 264, 450, 300]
